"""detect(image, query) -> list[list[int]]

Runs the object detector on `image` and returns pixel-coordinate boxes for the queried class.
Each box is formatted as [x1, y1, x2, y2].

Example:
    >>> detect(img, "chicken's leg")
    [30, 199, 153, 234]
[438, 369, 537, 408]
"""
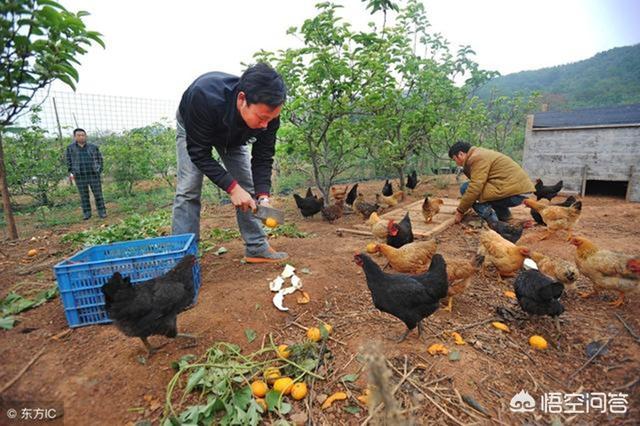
[417, 321, 424, 337]
[442, 297, 454, 312]
[140, 337, 169, 356]
[578, 287, 599, 299]
[176, 333, 198, 348]
[609, 291, 625, 308]
[390, 328, 412, 343]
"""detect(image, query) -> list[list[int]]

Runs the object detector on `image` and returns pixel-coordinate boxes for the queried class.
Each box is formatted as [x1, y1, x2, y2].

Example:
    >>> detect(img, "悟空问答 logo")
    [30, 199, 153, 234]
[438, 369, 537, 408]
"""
[510, 390, 536, 413]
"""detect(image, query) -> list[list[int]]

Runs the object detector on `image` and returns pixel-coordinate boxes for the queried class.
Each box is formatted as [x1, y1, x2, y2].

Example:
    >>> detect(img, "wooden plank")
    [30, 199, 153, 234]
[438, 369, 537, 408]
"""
[336, 228, 373, 237]
[420, 217, 456, 239]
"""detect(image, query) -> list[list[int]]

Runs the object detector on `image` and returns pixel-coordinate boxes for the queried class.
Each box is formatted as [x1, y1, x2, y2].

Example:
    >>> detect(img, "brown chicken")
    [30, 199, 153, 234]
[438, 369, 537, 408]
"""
[523, 198, 582, 240]
[569, 236, 640, 306]
[478, 229, 530, 280]
[353, 193, 380, 219]
[440, 254, 484, 312]
[331, 185, 349, 202]
[321, 199, 344, 223]
[367, 212, 390, 240]
[375, 240, 438, 273]
[376, 191, 404, 208]
[422, 195, 444, 223]
[530, 251, 579, 288]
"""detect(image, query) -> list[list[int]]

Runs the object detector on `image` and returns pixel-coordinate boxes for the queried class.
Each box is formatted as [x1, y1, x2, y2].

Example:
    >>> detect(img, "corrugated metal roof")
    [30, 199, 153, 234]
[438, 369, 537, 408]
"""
[533, 103, 640, 128]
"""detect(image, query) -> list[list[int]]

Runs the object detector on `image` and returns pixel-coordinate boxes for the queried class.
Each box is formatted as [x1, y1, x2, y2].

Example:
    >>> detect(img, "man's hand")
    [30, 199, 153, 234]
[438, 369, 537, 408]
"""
[229, 185, 256, 212]
[454, 211, 464, 224]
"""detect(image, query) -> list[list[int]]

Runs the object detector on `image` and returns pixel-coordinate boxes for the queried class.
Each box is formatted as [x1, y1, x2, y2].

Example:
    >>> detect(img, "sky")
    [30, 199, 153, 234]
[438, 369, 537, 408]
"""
[49, 0, 640, 104]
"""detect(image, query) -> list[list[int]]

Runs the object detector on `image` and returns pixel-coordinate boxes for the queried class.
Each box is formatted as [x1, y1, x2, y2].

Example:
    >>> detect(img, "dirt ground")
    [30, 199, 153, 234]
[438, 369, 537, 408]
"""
[1, 176, 639, 425]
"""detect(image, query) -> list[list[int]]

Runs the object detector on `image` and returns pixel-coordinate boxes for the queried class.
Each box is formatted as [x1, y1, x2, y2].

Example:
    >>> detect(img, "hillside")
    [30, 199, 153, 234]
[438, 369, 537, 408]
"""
[478, 44, 640, 110]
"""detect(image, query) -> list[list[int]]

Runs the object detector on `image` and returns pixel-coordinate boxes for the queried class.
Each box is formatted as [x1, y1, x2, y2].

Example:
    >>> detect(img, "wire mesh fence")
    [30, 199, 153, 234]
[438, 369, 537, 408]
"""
[14, 90, 177, 135]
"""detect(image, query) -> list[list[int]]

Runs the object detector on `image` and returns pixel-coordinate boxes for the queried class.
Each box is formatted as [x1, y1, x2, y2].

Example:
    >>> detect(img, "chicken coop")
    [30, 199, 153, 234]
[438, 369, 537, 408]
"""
[522, 103, 640, 202]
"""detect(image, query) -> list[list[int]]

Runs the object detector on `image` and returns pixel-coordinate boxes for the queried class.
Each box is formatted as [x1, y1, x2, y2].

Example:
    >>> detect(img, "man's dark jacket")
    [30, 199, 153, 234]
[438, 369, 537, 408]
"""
[66, 142, 103, 175]
[179, 71, 279, 196]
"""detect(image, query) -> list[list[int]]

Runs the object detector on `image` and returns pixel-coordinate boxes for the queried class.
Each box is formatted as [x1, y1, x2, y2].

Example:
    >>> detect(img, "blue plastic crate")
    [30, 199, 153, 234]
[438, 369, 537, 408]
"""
[53, 233, 200, 328]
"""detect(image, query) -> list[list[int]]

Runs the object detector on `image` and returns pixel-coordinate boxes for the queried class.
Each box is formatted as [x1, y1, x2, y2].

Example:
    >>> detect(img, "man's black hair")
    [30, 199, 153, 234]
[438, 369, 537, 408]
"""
[448, 141, 471, 158]
[238, 63, 287, 107]
[73, 128, 86, 135]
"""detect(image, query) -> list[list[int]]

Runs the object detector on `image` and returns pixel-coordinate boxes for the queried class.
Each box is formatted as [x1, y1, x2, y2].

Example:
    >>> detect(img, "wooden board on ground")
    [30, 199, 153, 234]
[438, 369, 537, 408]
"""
[338, 197, 534, 239]
[347, 197, 460, 239]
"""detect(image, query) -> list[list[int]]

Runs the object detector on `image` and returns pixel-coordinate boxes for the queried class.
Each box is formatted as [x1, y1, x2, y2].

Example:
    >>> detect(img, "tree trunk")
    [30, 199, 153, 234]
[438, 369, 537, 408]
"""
[0, 131, 19, 239]
[397, 166, 405, 191]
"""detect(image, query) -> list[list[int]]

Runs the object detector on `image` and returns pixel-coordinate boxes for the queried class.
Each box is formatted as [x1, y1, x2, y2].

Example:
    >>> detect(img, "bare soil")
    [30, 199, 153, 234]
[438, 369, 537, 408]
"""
[1, 176, 638, 425]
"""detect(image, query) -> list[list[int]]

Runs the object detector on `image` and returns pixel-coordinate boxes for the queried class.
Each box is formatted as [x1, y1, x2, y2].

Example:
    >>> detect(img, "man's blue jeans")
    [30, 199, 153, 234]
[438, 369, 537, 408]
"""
[459, 181, 526, 222]
[171, 111, 270, 256]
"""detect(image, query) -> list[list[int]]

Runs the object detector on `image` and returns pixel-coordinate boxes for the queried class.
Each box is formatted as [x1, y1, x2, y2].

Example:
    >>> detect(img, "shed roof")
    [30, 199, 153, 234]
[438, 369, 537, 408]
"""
[533, 103, 640, 128]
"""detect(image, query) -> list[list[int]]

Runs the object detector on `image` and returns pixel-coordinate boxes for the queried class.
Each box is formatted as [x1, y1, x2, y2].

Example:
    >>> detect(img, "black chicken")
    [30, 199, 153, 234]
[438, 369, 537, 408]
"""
[305, 187, 316, 199]
[529, 196, 577, 226]
[355, 252, 448, 342]
[102, 254, 197, 355]
[346, 183, 358, 206]
[406, 171, 418, 190]
[382, 179, 393, 196]
[486, 218, 532, 244]
[387, 212, 414, 248]
[293, 190, 324, 218]
[514, 266, 565, 330]
[534, 179, 563, 201]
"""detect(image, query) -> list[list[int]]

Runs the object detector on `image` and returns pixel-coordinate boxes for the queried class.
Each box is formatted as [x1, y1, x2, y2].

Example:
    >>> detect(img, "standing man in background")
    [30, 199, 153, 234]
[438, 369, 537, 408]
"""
[66, 128, 107, 220]
[172, 63, 288, 263]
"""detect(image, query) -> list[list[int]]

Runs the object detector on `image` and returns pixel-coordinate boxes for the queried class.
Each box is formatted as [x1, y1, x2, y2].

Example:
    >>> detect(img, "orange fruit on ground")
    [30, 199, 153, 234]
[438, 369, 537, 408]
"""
[277, 344, 291, 359]
[273, 377, 294, 395]
[366, 243, 378, 253]
[265, 217, 278, 228]
[290, 382, 308, 400]
[264, 367, 281, 385]
[251, 380, 268, 398]
[306, 327, 321, 342]
[491, 322, 511, 333]
[27, 249, 38, 257]
[529, 335, 548, 350]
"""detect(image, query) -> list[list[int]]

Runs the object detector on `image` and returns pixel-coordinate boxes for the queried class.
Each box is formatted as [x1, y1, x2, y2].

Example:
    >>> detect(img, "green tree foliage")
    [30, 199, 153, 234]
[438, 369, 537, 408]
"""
[478, 44, 640, 110]
[101, 123, 176, 196]
[0, 0, 104, 238]
[254, 3, 377, 202]
[4, 113, 67, 206]
[478, 91, 540, 159]
[360, 0, 495, 186]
